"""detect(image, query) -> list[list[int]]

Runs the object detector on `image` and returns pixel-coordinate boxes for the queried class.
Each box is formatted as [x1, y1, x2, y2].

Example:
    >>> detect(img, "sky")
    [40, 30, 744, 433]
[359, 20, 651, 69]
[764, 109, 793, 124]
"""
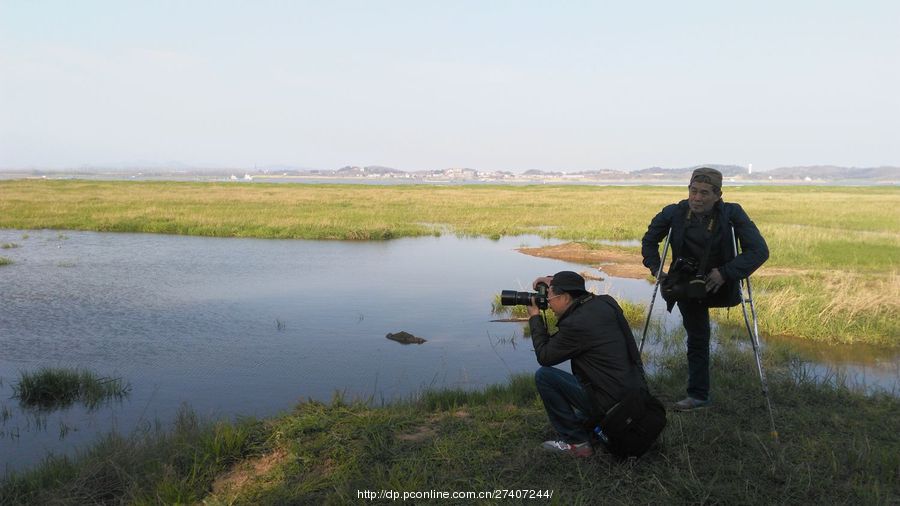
[1, 1, 898, 173]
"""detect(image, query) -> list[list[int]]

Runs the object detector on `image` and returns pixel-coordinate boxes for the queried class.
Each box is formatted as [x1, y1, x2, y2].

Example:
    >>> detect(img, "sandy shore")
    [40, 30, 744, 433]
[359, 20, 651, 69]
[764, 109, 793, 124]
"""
[516, 242, 649, 279]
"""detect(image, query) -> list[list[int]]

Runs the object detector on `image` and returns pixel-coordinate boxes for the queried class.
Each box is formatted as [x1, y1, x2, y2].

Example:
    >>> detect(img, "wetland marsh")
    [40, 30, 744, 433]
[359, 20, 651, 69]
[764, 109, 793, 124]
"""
[0, 180, 897, 503]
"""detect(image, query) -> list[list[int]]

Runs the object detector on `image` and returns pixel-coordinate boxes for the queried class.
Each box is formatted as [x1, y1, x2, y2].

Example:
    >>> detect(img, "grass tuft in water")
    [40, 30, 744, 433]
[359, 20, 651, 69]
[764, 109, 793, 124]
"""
[0, 257, 12, 266]
[13, 367, 131, 410]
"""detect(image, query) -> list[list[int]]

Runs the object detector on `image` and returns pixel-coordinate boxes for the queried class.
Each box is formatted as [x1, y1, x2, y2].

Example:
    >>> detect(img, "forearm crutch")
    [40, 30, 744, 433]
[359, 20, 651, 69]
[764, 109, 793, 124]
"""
[732, 227, 779, 442]
[639, 228, 672, 353]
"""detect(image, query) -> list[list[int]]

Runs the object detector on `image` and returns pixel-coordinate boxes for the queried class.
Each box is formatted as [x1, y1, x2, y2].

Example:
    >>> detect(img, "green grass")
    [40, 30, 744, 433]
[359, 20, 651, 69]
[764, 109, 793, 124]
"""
[13, 367, 131, 410]
[713, 273, 899, 346]
[3, 341, 895, 505]
[0, 256, 11, 266]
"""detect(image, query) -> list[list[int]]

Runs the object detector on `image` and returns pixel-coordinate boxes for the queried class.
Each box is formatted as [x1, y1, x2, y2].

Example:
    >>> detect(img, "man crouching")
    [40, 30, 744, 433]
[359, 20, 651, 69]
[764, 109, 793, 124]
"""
[526, 271, 665, 459]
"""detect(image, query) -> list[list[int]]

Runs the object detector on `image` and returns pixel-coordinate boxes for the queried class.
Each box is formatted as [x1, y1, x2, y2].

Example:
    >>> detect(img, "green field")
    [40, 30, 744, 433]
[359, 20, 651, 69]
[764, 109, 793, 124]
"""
[1, 179, 897, 345]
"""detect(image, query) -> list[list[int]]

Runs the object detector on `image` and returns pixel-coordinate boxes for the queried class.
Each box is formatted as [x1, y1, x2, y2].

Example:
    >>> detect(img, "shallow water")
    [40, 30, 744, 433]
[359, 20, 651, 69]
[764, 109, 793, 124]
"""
[0, 229, 896, 473]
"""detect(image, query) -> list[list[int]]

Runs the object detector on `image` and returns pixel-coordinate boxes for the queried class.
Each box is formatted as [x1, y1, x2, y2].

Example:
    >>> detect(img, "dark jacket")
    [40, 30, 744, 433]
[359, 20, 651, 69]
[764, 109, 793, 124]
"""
[641, 199, 769, 308]
[529, 295, 645, 414]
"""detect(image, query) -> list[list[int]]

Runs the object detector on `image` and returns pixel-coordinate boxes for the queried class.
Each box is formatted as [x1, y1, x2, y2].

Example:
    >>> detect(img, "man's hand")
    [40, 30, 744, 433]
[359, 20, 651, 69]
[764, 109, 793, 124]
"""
[526, 300, 541, 317]
[533, 276, 553, 290]
[706, 268, 725, 293]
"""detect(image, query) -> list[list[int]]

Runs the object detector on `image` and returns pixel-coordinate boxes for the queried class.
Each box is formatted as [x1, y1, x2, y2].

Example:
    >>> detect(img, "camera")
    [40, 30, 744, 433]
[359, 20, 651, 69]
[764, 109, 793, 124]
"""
[662, 258, 708, 301]
[500, 282, 549, 309]
[670, 256, 698, 276]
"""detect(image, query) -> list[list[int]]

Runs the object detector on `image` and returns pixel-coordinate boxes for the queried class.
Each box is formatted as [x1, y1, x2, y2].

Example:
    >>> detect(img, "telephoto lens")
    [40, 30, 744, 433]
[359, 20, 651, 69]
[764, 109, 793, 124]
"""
[500, 290, 531, 306]
[499, 283, 548, 309]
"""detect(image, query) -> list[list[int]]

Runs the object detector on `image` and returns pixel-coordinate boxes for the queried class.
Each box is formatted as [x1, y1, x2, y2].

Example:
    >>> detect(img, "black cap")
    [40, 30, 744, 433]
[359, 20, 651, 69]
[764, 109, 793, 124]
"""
[550, 271, 586, 292]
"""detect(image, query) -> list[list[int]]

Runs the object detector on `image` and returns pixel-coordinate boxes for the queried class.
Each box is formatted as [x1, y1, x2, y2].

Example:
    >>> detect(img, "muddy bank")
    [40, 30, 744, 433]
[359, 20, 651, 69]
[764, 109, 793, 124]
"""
[517, 242, 648, 279]
[519, 242, 802, 280]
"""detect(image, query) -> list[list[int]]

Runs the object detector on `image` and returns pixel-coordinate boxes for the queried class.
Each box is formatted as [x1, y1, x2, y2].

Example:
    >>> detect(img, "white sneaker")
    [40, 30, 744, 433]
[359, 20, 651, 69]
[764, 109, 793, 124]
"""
[540, 440, 593, 457]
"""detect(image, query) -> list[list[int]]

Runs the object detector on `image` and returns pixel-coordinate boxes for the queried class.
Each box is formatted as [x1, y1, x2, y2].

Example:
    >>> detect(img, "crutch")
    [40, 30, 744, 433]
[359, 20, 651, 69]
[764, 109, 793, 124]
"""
[732, 226, 779, 442]
[639, 228, 672, 353]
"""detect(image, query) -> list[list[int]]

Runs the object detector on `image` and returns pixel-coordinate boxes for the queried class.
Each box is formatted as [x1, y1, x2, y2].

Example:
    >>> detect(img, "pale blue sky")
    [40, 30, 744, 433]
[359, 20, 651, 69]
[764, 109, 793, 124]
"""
[2, 1, 898, 172]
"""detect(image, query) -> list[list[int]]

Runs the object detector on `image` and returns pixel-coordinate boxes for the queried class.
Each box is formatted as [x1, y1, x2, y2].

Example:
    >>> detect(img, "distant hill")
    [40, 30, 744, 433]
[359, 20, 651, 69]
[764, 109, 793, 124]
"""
[623, 165, 898, 182]
[631, 164, 747, 177]
[335, 165, 405, 175]
[762, 166, 899, 180]
[3, 163, 896, 184]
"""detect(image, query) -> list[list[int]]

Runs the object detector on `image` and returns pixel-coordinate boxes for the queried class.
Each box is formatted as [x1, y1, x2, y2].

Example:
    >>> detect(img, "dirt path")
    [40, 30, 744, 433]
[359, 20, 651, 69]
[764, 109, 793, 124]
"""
[517, 242, 648, 279]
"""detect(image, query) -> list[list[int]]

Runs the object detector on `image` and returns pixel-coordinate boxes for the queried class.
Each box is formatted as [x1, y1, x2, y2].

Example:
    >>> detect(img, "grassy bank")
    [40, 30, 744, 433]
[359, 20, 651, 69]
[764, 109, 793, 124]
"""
[715, 273, 899, 346]
[0, 408, 267, 505]
[1, 179, 897, 345]
[3, 342, 897, 505]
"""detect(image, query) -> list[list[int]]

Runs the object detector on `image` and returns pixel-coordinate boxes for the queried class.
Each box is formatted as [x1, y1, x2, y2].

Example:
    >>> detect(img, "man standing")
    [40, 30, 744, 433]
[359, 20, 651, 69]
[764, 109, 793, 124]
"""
[525, 271, 659, 457]
[641, 167, 769, 411]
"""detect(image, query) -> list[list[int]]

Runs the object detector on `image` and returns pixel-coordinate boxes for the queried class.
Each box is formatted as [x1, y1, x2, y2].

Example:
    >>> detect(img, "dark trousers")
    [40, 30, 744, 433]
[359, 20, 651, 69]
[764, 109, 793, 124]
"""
[534, 366, 593, 444]
[678, 300, 711, 401]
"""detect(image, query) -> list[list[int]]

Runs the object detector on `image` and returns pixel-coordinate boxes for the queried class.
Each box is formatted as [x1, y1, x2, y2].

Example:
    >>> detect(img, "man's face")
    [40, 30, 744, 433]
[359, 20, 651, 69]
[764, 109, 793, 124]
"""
[547, 288, 571, 317]
[688, 181, 720, 215]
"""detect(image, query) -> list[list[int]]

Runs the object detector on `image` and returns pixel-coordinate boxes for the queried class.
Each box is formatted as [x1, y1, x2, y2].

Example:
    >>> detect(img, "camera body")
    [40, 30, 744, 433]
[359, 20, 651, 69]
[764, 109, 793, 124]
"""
[500, 282, 549, 309]
[662, 257, 708, 301]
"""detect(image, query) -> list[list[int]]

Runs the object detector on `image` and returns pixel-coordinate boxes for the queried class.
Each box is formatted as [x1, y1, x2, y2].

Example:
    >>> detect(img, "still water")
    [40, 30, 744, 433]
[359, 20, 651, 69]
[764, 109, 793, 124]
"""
[0, 229, 897, 473]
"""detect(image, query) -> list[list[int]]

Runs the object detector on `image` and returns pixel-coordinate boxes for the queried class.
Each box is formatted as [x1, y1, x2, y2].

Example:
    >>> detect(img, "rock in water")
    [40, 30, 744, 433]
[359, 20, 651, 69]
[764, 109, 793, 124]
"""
[386, 331, 426, 345]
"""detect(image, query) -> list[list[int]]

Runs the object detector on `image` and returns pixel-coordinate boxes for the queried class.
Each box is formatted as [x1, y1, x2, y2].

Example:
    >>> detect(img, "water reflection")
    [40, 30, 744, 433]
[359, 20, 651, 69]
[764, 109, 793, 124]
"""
[0, 229, 896, 473]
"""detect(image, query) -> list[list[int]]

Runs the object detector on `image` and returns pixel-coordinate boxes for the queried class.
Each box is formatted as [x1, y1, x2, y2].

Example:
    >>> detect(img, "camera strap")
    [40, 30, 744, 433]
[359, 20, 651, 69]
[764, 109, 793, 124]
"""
[696, 213, 717, 275]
